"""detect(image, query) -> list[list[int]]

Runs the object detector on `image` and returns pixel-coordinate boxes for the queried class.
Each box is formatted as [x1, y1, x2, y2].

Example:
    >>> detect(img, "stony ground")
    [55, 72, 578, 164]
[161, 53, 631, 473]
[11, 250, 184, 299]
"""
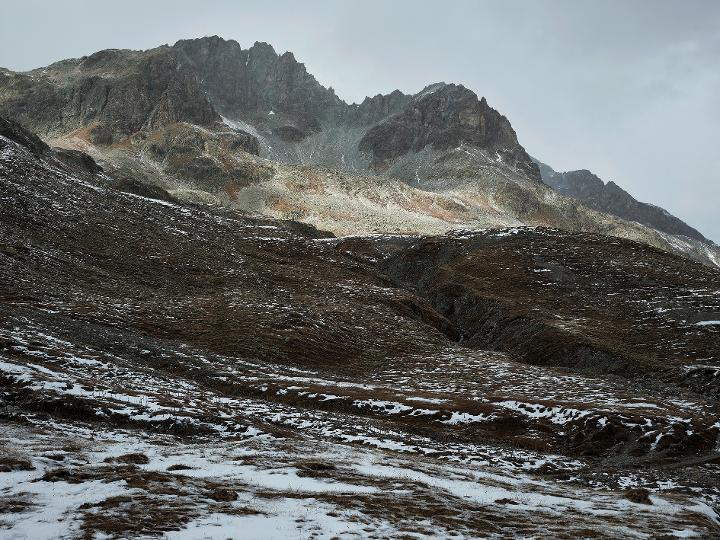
[1, 127, 720, 538]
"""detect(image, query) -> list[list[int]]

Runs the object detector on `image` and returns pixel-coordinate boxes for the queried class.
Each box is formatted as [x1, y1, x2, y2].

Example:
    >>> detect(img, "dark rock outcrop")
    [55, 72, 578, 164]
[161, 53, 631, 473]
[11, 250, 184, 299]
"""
[358, 84, 540, 181]
[174, 37, 345, 130]
[1, 114, 101, 178]
[0, 115, 49, 156]
[346, 89, 412, 125]
[54, 148, 103, 176]
[109, 176, 176, 202]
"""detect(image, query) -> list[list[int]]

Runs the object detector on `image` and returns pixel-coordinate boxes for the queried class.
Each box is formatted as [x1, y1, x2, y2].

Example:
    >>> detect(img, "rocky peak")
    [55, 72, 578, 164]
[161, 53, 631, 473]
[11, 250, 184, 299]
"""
[347, 89, 411, 125]
[548, 168, 606, 196]
[173, 35, 245, 66]
[279, 51, 297, 63]
[0, 37, 540, 184]
[358, 83, 540, 180]
[605, 180, 627, 195]
[414, 82, 448, 99]
[173, 36, 344, 132]
[248, 40, 278, 59]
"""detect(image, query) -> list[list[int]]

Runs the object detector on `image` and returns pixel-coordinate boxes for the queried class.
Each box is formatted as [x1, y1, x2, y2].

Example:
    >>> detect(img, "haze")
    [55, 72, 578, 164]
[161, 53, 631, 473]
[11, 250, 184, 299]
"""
[2, 0, 718, 241]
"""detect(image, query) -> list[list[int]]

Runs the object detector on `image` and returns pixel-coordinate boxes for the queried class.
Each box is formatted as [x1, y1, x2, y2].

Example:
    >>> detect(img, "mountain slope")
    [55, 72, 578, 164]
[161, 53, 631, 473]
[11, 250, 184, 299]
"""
[536, 159, 709, 243]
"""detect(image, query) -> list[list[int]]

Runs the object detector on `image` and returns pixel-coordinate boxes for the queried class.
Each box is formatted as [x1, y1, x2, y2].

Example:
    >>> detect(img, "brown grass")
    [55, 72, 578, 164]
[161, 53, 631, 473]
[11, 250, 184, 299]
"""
[0, 495, 33, 514]
[0, 456, 34, 472]
[80, 494, 197, 539]
[624, 488, 652, 505]
[104, 452, 150, 465]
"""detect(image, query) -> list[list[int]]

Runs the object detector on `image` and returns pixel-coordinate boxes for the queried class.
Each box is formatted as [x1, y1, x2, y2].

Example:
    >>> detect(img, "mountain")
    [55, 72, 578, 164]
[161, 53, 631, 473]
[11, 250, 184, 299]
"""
[0, 35, 717, 270]
[536, 160, 709, 243]
[359, 84, 540, 180]
[2, 112, 719, 538]
[0, 37, 539, 181]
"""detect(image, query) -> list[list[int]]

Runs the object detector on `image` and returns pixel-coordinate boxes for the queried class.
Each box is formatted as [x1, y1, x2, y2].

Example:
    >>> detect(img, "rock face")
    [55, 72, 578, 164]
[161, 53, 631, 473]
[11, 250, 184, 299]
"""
[174, 37, 345, 132]
[139, 123, 270, 190]
[359, 84, 540, 181]
[143, 68, 219, 133]
[536, 161, 709, 243]
[0, 47, 219, 143]
[345, 88, 412, 125]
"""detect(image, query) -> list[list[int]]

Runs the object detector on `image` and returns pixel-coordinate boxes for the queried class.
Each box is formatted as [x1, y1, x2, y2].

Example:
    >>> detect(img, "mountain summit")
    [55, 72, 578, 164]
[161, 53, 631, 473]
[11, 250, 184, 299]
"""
[0, 36, 539, 180]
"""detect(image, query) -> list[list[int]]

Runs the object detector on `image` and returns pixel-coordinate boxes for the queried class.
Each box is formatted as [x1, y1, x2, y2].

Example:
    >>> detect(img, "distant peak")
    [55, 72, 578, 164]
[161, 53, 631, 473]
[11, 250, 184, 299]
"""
[172, 35, 243, 56]
[175, 35, 231, 46]
[414, 82, 447, 99]
[412, 83, 480, 105]
[251, 41, 277, 55]
[605, 180, 628, 194]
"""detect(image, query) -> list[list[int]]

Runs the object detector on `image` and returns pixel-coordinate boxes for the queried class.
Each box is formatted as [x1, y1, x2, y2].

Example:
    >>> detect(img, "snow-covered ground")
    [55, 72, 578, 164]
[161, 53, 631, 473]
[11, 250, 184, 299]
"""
[1, 318, 719, 538]
[2, 418, 718, 540]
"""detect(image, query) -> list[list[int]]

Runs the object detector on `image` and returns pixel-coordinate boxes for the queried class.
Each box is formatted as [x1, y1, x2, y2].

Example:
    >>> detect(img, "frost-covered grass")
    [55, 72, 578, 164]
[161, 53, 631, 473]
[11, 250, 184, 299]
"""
[0, 323, 718, 538]
[1, 420, 718, 539]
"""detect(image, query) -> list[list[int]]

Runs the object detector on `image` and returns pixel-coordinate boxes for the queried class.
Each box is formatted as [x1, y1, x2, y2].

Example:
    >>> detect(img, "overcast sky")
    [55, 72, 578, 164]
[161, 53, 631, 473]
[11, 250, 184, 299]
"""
[1, 0, 718, 241]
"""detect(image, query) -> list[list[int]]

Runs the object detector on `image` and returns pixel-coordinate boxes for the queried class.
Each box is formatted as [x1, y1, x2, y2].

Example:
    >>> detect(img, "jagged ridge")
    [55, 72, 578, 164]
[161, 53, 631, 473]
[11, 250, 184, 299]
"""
[535, 159, 709, 243]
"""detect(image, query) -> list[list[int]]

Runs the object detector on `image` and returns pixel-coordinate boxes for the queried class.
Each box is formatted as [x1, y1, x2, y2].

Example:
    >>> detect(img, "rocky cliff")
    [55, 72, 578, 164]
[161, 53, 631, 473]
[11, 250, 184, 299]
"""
[0, 47, 219, 143]
[359, 83, 540, 182]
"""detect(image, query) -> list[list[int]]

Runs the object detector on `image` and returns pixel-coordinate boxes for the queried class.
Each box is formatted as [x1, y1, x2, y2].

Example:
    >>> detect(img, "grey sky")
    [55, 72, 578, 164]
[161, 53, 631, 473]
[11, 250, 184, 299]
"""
[2, 0, 718, 242]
